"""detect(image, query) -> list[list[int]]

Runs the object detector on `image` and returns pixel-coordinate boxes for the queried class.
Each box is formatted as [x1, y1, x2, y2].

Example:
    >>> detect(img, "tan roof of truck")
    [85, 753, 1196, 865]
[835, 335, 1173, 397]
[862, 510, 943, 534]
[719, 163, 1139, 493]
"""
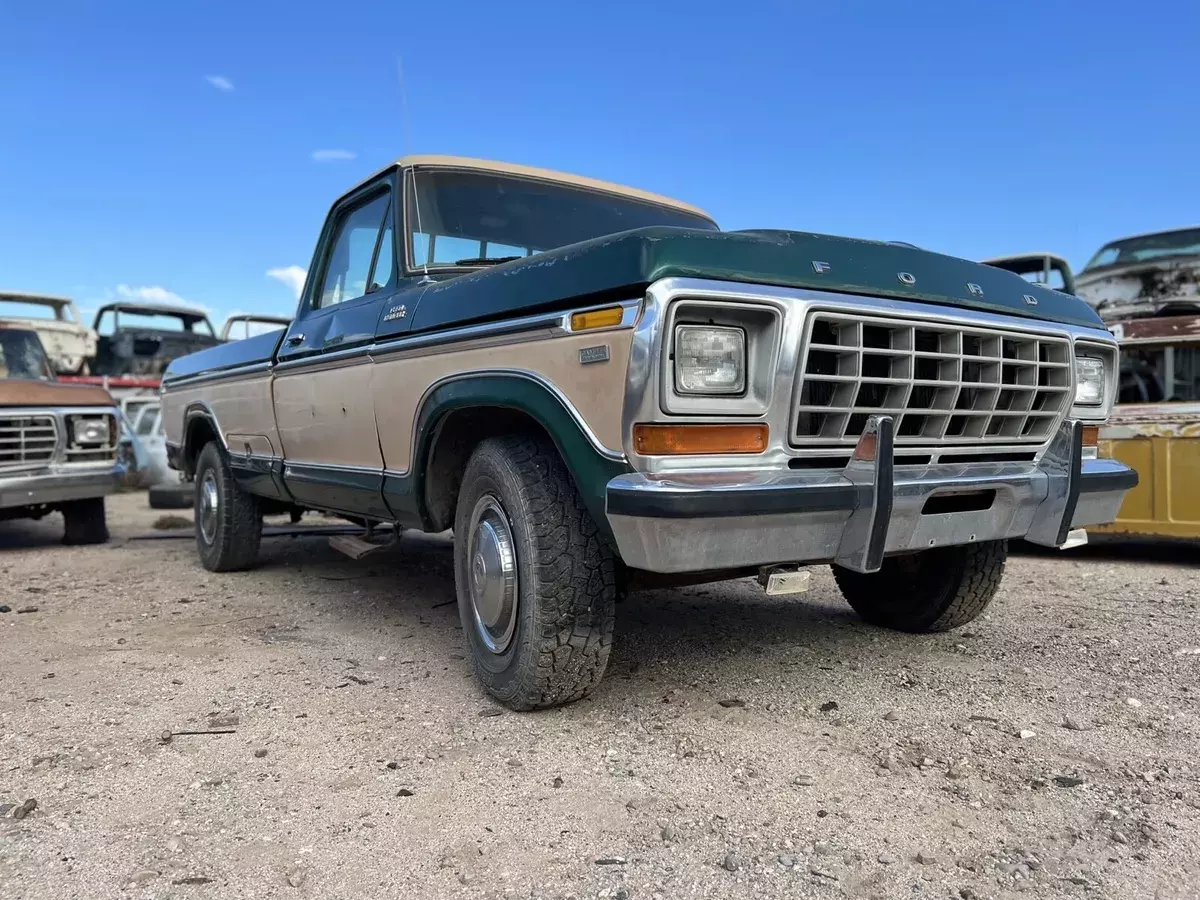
[361, 155, 713, 222]
[0, 290, 75, 307]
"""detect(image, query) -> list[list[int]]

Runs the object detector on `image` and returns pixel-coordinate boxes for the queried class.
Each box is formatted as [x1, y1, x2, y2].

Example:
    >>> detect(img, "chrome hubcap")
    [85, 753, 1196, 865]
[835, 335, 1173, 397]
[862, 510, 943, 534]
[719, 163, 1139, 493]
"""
[199, 470, 219, 544]
[466, 494, 518, 653]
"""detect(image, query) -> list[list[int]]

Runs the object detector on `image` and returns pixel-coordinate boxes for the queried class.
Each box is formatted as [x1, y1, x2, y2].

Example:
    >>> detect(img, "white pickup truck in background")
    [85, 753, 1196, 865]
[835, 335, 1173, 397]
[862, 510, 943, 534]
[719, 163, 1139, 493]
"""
[0, 290, 97, 375]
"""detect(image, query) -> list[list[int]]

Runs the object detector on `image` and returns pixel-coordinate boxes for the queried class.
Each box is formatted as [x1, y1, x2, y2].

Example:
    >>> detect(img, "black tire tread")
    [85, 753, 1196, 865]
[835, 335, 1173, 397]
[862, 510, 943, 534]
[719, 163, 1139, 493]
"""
[148, 484, 194, 510]
[456, 433, 616, 710]
[61, 497, 109, 545]
[195, 442, 262, 572]
[833, 540, 1006, 633]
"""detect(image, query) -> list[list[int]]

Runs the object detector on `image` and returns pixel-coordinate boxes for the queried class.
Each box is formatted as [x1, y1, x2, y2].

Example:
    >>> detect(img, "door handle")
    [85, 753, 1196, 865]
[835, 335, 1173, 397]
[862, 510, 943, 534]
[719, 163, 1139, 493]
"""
[286, 334, 306, 346]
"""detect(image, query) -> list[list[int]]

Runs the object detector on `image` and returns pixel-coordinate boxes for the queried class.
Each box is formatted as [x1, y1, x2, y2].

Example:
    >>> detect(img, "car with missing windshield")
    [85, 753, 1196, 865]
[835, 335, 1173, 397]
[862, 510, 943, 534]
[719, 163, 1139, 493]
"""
[91, 301, 221, 377]
[0, 325, 119, 543]
[0, 291, 98, 375]
[1076, 227, 1200, 319]
[983, 253, 1076, 296]
[159, 155, 1136, 710]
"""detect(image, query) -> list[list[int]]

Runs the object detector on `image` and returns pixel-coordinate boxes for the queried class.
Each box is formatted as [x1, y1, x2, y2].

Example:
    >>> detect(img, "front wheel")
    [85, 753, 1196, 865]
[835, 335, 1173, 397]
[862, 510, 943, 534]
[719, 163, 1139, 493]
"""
[832, 540, 1007, 633]
[454, 434, 617, 710]
[194, 441, 262, 572]
[61, 497, 108, 545]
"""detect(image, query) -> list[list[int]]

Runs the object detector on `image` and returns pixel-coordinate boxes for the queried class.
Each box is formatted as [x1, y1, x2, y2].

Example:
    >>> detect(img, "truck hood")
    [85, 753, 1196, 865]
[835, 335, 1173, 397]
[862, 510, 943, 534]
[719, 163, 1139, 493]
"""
[1076, 255, 1200, 319]
[408, 227, 1105, 336]
[0, 379, 114, 407]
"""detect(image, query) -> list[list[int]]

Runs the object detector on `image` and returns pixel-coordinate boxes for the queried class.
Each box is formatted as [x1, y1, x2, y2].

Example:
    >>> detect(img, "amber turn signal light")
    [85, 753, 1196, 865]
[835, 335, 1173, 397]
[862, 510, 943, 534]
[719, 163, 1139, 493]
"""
[633, 423, 768, 455]
[570, 306, 624, 331]
[1081, 425, 1099, 447]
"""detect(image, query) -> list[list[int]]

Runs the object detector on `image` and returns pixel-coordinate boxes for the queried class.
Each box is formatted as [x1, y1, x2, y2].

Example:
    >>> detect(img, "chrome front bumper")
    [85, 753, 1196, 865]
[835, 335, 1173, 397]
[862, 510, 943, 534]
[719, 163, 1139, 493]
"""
[0, 466, 119, 510]
[605, 419, 1137, 574]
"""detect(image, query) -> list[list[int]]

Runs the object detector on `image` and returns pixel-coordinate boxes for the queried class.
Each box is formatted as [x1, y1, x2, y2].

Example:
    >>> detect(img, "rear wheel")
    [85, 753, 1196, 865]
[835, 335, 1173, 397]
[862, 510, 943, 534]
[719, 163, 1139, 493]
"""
[61, 497, 108, 545]
[454, 434, 617, 710]
[194, 441, 262, 572]
[832, 540, 1007, 633]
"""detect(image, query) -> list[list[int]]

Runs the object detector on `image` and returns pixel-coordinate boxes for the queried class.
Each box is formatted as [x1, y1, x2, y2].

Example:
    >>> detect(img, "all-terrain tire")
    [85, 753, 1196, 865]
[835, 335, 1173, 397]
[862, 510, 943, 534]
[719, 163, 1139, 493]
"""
[148, 483, 194, 510]
[194, 441, 262, 572]
[832, 540, 1007, 633]
[61, 497, 109, 545]
[454, 433, 617, 710]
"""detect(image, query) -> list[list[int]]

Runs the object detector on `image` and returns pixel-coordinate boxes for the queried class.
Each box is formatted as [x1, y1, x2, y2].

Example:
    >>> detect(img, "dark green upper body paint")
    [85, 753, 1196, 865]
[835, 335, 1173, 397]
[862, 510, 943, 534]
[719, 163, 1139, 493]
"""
[403, 226, 1105, 338]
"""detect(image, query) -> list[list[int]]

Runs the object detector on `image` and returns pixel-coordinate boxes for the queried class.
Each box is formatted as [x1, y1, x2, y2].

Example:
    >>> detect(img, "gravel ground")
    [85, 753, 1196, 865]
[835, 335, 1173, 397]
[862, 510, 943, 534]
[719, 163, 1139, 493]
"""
[1, 492, 1198, 900]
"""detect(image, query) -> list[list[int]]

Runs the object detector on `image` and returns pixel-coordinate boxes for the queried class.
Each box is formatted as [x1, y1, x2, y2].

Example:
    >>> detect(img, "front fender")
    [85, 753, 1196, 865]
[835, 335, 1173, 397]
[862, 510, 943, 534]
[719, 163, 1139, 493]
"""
[382, 373, 630, 537]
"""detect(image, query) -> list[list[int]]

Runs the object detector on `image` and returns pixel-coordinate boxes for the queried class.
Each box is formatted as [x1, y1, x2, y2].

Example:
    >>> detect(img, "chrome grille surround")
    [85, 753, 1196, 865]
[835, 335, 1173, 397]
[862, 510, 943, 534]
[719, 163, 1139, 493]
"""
[0, 415, 59, 471]
[792, 311, 1073, 451]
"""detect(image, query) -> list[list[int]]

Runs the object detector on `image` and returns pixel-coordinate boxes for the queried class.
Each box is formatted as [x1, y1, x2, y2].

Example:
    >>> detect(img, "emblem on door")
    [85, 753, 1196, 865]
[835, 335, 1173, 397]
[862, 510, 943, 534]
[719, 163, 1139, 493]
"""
[383, 304, 407, 322]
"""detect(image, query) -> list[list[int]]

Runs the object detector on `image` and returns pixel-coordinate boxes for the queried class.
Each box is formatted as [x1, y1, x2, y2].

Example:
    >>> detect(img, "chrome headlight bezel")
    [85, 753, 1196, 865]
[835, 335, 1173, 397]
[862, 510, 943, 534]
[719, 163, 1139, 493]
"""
[1071, 341, 1118, 421]
[70, 415, 112, 447]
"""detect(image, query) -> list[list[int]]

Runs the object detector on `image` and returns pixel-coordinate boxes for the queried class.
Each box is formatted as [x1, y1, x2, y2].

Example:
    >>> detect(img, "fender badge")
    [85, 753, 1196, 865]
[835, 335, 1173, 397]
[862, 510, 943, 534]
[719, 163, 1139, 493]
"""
[579, 345, 610, 365]
[1022, 294, 1039, 306]
[897, 272, 916, 285]
[811, 260, 831, 274]
[383, 304, 407, 322]
[966, 283, 984, 297]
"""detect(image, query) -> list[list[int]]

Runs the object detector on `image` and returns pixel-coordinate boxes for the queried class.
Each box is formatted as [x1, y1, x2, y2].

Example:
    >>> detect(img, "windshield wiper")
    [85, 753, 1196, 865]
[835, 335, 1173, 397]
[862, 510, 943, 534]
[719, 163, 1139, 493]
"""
[451, 256, 522, 266]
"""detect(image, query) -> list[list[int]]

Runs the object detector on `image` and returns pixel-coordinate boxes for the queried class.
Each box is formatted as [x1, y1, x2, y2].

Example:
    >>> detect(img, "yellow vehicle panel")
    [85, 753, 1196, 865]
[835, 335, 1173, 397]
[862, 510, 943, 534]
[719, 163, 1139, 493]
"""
[1095, 406, 1200, 538]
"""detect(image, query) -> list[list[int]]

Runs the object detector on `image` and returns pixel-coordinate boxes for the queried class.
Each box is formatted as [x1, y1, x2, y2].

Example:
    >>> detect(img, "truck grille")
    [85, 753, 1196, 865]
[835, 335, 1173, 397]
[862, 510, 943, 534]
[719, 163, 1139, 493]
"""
[0, 415, 59, 469]
[792, 312, 1072, 449]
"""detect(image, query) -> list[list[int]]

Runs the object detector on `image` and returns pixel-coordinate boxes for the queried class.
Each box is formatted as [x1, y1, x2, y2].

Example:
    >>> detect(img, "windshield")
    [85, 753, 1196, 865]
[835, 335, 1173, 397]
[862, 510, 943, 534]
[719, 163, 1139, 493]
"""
[97, 309, 215, 337]
[406, 169, 717, 268]
[1083, 228, 1200, 272]
[0, 329, 54, 381]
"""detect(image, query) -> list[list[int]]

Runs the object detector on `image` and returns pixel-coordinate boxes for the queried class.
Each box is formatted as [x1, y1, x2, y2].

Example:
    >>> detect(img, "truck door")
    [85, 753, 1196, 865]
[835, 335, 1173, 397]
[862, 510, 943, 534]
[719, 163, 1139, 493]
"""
[272, 177, 401, 519]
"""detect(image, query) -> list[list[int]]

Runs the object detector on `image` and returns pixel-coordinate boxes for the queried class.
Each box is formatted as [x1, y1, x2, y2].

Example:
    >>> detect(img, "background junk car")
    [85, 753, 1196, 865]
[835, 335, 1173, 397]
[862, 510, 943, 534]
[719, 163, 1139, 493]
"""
[0, 290, 98, 375]
[90, 301, 221, 377]
[159, 155, 1136, 711]
[0, 324, 119, 543]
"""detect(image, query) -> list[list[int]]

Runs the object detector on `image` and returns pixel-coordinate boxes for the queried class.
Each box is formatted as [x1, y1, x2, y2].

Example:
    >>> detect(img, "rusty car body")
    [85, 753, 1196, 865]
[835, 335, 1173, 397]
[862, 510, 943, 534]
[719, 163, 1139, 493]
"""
[1077, 227, 1200, 320]
[1092, 314, 1200, 539]
[0, 324, 119, 543]
[159, 155, 1134, 710]
[0, 291, 98, 375]
[91, 301, 221, 377]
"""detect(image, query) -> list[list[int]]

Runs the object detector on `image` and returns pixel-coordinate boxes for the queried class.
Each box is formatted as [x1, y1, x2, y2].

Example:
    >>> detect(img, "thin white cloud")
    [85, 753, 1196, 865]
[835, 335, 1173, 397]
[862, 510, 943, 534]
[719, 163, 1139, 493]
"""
[311, 149, 356, 163]
[267, 266, 307, 299]
[205, 75, 235, 92]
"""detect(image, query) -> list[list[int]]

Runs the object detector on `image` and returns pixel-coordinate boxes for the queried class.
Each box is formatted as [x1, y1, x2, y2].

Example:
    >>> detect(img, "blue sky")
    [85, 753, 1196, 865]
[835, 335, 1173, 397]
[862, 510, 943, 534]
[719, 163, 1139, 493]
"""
[1, 0, 1197, 326]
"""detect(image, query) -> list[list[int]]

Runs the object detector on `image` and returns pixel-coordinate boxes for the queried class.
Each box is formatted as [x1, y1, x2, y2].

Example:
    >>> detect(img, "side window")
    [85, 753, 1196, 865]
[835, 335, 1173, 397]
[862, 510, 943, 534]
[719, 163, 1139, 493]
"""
[317, 192, 392, 308]
[96, 311, 114, 336]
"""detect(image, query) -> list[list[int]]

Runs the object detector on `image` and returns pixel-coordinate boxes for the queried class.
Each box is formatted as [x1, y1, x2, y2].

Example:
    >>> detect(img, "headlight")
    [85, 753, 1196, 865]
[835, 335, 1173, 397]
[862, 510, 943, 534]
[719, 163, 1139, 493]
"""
[1074, 356, 1106, 407]
[674, 325, 746, 395]
[72, 417, 111, 446]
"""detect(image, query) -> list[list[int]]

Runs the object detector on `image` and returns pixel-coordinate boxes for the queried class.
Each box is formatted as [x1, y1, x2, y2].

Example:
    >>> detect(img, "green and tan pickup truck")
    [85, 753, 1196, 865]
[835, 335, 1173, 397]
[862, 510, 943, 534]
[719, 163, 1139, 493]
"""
[159, 155, 1135, 710]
